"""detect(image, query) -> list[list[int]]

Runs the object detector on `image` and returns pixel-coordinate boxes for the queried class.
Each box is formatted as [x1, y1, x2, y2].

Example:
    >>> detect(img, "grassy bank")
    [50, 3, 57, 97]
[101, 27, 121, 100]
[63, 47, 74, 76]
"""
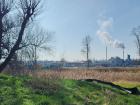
[0, 74, 140, 105]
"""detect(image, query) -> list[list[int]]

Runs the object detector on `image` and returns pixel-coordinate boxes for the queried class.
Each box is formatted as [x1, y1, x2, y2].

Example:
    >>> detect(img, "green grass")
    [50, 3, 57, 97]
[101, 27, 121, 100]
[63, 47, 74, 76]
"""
[114, 81, 140, 88]
[0, 74, 140, 105]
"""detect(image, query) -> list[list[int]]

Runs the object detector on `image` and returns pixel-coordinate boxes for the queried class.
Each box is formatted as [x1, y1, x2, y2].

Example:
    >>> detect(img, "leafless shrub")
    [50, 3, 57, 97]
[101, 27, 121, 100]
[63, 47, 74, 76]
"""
[26, 77, 61, 95]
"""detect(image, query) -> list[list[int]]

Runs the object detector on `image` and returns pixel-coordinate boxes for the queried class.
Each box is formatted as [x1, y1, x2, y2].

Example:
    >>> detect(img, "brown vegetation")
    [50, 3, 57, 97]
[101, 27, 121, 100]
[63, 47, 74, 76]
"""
[9, 67, 140, 83]
[4, 67, 140, 82]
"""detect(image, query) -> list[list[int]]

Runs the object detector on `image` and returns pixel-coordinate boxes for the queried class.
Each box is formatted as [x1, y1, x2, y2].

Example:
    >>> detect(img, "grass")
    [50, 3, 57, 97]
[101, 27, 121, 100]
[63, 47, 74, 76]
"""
[114, 81, 140, 90]
[0, 74, 140, 105]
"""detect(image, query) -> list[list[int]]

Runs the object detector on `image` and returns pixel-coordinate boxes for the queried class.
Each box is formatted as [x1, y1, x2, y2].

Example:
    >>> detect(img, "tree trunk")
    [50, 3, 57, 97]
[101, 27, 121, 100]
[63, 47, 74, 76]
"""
[86, 44, 89, 68]
[0, 17, 29, 72]
[0, 18, 3, 60]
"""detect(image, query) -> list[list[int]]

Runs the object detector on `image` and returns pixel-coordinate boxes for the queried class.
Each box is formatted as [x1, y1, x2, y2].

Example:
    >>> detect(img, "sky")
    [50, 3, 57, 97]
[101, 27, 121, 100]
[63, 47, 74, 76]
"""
[38, 0, 140, 61]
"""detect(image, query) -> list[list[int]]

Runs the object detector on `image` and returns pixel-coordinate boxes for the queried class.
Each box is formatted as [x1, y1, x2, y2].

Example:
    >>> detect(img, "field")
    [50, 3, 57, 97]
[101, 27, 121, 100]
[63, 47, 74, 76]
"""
[1, 67, 140, 105]
[30, 67, 140, 87]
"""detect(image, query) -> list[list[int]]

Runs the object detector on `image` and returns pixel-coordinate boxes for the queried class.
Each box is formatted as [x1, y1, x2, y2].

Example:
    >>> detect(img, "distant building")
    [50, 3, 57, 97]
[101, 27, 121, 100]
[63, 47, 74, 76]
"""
[25, 54, 139, 69]
[125, 55, 132, 66]
[93, 60, 110, 67]
[63, 61, 86, 68]
[108, 57, 124, 67]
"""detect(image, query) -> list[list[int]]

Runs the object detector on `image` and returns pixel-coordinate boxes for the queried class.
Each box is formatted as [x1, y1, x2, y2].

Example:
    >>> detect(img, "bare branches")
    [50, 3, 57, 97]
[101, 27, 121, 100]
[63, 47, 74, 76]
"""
[19, 0, 41, 20]
[132, 26, 140, 59]
[3, 16, 16, 33]
[0, 0, 13, 18]
[20, 27, 52, 50]
[81, 35, 92, 68]
[81, 35, 92, 53]
[17, 27, 53, 70]
[0, 0, 14, 60]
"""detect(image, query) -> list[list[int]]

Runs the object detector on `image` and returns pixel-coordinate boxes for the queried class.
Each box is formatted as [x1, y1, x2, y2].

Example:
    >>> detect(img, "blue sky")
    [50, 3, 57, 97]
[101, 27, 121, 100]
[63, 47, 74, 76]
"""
[38, 0, 140, 61]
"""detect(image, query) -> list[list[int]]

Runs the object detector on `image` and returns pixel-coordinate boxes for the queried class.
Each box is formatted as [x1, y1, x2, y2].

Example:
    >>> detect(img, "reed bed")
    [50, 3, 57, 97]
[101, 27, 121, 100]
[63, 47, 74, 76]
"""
[28, 67, 140, 82]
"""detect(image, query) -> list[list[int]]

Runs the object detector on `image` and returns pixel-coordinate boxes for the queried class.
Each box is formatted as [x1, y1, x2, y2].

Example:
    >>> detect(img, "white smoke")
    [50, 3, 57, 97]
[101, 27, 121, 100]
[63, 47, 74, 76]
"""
[97, 18, 125, 49]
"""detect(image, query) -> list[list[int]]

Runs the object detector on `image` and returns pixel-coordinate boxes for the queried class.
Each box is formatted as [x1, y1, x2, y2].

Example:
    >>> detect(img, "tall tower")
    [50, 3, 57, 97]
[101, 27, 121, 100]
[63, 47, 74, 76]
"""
[123, 48, 124, 61]
[106, 46, 108, 61]
[123, 48, 125, 66]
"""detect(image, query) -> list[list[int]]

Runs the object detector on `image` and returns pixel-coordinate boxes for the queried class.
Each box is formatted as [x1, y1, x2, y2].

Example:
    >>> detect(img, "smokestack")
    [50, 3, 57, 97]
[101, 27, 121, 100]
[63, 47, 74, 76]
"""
[106, 46, 108, 61]
[123, 48, 125, 66]
[123, 48, 124, 61]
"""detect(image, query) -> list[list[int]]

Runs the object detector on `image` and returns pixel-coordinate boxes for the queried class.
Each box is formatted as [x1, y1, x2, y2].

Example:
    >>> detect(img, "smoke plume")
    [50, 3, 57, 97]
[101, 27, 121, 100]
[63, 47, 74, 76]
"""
[97, 18, 125, 49]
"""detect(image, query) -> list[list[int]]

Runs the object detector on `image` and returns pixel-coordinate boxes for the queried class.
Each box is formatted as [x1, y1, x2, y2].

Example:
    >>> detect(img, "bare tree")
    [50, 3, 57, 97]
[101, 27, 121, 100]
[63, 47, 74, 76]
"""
[81, 35, 92, 68]
[0, 0, 14, 60]
[0, 0, 42, 72]
[132, 26, 140, 59]
[18, 27, 53, 70]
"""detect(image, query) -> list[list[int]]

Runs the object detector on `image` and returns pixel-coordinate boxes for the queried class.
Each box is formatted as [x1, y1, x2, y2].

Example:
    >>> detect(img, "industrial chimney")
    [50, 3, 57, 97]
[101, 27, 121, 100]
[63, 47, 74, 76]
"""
[122, 48, 125, 66]
[106, 46, 108, 61]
